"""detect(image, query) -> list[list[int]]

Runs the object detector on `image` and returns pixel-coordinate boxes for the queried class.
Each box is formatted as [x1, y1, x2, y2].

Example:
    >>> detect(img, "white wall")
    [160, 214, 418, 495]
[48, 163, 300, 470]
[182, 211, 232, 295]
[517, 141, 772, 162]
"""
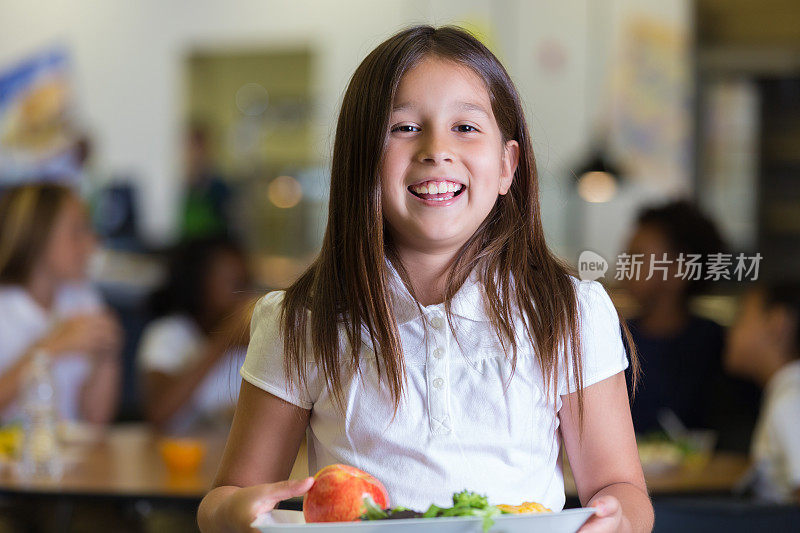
[0, 0, 689, 258]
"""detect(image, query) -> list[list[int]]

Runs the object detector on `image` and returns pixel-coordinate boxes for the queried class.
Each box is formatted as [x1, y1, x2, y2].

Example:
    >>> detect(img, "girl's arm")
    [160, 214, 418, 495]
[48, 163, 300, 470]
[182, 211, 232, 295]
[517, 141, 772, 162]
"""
[0, 313, 119, 414]
[142, 339, 229, 429]
[198, 379, 311, 533]
[78, 311, 123, 424]
[0, 343, 44, 412]
[79, 349, 121, 424]
[559, 372, 654, 533]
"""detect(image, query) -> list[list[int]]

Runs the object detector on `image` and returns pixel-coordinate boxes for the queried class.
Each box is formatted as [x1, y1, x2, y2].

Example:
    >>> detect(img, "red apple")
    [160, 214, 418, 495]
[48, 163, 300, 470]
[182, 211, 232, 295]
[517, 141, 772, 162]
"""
[303, 464, 390, 522]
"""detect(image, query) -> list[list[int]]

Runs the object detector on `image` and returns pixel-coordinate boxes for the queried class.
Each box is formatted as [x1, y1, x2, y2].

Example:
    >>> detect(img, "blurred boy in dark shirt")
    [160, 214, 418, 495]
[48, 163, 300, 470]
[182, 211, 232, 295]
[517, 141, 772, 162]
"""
[622, 200, 760, 452]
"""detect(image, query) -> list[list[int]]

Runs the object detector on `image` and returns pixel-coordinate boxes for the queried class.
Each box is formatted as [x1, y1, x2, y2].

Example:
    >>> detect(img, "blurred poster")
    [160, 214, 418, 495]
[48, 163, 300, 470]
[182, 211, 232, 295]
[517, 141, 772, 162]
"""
[698, 80, 759, 251]
[0, 47, 82, 185]
[611, 16, 691, 192]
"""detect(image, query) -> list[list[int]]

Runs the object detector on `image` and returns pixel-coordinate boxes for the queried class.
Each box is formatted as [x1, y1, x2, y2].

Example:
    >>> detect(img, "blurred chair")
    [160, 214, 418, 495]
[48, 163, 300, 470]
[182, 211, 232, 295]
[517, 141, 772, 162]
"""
[653, 498, 800, 533]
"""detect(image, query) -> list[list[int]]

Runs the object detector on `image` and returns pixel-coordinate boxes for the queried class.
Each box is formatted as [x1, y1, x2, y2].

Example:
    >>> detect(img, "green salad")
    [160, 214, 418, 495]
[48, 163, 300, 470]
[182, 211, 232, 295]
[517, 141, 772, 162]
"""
[360, 490, 504, 532]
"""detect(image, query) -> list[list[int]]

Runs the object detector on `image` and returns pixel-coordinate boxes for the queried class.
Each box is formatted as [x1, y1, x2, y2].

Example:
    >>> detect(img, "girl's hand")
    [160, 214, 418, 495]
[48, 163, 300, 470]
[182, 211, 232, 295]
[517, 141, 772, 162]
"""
[41, 312, 122, 357]
[220, 477, 314, 533]
[578, 495, 624, 533]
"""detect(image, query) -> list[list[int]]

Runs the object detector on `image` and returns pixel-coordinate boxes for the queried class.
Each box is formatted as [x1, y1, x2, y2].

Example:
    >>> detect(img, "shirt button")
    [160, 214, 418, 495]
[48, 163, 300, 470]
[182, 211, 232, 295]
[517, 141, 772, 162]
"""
[433, 348, 444, 359]
[430, 316, 444, 330]
[432, 377, 444, 389]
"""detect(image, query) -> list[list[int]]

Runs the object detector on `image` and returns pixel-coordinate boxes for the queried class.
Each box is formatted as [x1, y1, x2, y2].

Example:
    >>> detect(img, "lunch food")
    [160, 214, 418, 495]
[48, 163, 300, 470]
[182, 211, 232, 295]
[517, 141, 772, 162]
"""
[303, 464, 551, 531]
[0, 424, 23, 460]
[303, 464, 390, 522]
[360, 489, 552, 532]
[361, 490, 501, 532]
[496, 501, 552, 514]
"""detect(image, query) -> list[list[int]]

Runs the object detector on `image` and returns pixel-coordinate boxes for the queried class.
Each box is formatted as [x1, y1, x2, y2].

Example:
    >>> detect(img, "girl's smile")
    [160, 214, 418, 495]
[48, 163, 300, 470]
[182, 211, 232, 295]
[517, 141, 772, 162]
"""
[407, 178, 467, 206]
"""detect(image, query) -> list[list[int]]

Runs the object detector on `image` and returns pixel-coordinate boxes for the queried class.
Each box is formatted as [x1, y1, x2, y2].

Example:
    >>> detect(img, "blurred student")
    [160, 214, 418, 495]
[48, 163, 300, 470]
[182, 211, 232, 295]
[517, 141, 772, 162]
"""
[0, 183, 122, 424]
[623, 200, 759, 448]
[726, 283, 800, 505]
[180, 123, 234, 240]
[138, 237, 252, 433]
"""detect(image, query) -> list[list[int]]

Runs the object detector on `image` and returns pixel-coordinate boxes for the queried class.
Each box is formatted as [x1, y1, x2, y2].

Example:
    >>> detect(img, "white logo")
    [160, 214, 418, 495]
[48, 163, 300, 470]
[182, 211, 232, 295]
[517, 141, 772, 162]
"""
[578, 251, 608, 281]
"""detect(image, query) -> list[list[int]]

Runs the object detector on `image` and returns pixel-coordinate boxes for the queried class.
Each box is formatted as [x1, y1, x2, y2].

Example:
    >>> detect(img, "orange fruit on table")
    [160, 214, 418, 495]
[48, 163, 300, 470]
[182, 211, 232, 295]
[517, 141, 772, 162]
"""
[158, 437, 206, 475]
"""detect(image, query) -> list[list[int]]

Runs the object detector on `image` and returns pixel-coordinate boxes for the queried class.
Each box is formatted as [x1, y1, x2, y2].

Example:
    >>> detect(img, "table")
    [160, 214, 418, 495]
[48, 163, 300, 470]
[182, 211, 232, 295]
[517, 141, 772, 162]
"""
[0, 425, 214, 502]
[0, 424, 308, 503]
[0, 425, 749, 502]
[563, 453, 752, 498]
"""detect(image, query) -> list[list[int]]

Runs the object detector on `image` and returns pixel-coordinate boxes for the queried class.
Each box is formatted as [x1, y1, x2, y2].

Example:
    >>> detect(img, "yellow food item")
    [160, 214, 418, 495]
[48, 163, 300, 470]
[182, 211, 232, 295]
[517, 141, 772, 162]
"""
[0, 425, 24, 459]
[497, 502, 552, 514]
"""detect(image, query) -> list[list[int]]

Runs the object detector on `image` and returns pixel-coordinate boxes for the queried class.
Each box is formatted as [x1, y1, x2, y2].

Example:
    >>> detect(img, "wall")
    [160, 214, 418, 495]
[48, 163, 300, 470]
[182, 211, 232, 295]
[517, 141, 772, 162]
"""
[0, 0, 689, 261]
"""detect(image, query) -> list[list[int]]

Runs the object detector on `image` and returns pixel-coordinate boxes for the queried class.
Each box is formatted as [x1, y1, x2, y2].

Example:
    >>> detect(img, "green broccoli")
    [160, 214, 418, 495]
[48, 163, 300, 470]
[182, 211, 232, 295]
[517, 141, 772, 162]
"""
[452, 490, 489, 509]
[422, 490, 501, 532]
[360, 490, 502, 531]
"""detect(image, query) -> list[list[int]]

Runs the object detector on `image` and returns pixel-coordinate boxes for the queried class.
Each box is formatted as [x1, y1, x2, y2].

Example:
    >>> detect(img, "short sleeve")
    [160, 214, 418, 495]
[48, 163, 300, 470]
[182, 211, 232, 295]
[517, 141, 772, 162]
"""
[239, 290, 319, 409]
[138, 316, 200, 374]
[559, 279, 630, 396]
[770, 390, 800, 489]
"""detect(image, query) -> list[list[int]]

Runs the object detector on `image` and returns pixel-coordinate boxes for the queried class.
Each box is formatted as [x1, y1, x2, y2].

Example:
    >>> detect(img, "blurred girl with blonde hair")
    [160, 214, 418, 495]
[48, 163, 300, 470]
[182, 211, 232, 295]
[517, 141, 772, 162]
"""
[0, 182, 121, 424]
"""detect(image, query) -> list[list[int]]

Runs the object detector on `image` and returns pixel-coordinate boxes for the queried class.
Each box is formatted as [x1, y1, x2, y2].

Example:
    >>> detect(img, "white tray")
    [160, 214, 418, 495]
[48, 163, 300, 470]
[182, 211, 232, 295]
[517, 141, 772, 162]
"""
[252, 508, 595, 533]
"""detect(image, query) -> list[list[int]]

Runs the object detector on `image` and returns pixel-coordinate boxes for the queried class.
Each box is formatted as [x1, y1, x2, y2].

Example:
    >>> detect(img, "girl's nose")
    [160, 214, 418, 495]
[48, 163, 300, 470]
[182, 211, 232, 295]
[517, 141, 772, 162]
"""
[417, 130, 454, 164]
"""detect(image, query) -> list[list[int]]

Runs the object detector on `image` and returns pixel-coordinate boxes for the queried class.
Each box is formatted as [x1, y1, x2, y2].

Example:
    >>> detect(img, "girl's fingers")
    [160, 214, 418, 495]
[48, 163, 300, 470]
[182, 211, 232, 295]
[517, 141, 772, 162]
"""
[591, 495, 620, 518]
[271, 476, 315, 499]
[577, 517, 611, 533]
[253, 477, 315, 512]
[577, 495, 622, 532]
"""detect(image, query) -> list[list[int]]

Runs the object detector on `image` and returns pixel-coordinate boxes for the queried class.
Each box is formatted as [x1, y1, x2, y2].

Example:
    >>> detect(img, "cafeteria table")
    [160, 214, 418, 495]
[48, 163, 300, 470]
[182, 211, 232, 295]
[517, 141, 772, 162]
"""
[0, 424, 310, 504]
[563, 452, 752, 498]
[0, 424, 751, 505]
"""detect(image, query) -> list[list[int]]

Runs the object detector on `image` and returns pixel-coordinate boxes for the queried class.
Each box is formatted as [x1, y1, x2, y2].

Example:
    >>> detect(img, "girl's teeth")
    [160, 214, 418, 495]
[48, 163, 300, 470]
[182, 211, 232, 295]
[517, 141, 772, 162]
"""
[411, 181, 463, 195]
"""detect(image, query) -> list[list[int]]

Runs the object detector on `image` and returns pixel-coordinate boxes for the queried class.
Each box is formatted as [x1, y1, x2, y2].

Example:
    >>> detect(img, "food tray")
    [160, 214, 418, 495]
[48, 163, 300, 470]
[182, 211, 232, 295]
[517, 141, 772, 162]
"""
[252, 508, 595, 533]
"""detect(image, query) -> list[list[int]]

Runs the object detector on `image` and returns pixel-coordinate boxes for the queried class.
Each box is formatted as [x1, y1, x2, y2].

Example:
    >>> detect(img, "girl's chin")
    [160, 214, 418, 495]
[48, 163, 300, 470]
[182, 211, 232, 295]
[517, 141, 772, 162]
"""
[407, 227, 467, 248]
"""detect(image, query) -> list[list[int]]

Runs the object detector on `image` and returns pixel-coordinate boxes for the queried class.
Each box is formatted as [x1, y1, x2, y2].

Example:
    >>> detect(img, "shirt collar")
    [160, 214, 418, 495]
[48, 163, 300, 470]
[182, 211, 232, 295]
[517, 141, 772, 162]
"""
[384, 258, 488, 325]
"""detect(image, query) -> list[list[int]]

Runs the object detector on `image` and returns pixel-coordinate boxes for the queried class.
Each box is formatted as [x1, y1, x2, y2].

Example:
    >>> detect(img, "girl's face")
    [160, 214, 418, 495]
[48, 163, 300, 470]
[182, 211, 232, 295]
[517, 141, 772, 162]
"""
[42, 195, 96, 282]
[380, 56, 518, 256]
[204, 249, 249, 318]
[725, 290, 771, 377]
[623, 223, 686, 307]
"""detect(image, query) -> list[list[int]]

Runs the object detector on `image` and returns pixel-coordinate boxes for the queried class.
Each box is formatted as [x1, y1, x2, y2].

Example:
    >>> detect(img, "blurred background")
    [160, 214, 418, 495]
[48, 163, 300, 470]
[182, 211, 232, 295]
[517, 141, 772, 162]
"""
[1, 1, 799, 532]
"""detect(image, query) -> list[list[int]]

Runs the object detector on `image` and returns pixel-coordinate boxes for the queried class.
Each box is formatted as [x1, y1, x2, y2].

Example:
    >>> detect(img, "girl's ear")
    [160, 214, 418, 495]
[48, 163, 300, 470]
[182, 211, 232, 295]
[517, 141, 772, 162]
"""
[499, 140, 519, 195]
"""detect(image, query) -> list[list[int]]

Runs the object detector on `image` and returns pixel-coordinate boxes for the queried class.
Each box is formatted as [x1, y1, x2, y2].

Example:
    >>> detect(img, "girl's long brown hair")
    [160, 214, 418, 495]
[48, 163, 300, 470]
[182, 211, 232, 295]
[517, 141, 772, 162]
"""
[0, 183, 74, 284]
[280, 24, 639, 427]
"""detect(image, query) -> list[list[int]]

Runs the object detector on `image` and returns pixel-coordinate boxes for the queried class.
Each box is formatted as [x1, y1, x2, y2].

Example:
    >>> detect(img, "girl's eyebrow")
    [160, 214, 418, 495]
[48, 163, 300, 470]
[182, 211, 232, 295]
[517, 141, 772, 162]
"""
[391, 100, 490, 118]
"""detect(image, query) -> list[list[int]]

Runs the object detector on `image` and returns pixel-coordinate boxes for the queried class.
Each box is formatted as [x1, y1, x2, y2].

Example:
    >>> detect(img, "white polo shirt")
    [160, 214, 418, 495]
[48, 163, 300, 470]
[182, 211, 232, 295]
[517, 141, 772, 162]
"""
[751, 359, 800, 503]
[0, 283, 102, 422]
[240, 262, 629, 512]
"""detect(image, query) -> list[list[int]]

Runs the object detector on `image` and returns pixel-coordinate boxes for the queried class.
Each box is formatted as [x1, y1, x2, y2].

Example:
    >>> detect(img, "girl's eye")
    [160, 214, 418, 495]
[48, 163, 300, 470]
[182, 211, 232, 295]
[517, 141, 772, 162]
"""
[391, 125, 419, 133]
[390, 124, 480, 133]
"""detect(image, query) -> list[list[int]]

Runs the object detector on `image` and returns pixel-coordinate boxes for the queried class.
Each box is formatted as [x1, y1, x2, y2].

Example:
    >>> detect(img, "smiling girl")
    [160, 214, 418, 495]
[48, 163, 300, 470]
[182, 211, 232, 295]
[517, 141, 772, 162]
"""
[199, 25, 653, 533]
